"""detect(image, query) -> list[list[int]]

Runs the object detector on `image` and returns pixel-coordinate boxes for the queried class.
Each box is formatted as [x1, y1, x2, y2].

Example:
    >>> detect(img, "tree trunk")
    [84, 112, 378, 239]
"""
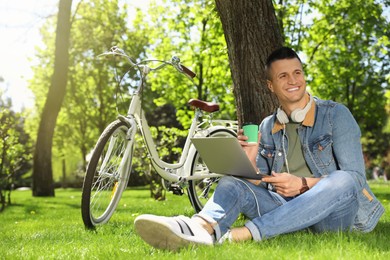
[61, 158, 67, 189]
[215, 0, 283, 125]
[32, 0, 72, 197]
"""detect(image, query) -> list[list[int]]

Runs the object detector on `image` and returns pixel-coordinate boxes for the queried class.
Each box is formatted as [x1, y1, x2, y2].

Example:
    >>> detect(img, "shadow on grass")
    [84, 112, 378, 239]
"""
[374, 192, 390, 201]
[2, 202, 43, 215]
[4, 197, 81, 216]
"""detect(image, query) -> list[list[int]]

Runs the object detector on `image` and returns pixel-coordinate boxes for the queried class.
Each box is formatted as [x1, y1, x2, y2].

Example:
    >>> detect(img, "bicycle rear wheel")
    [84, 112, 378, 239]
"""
[81, 119, 134, 229]
[187, 129, 236, 212]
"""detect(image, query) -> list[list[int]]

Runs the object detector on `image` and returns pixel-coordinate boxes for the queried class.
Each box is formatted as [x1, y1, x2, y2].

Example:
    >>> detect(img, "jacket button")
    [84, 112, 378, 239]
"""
[278, 152, 282, 156]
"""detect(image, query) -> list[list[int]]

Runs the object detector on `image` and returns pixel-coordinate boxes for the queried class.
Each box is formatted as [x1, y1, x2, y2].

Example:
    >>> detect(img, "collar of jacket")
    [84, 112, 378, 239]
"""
[271, 97, 316, 134]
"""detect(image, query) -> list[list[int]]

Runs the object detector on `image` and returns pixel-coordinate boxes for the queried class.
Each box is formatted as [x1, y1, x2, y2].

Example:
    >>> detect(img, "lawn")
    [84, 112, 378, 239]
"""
[1, 181, 389, 259]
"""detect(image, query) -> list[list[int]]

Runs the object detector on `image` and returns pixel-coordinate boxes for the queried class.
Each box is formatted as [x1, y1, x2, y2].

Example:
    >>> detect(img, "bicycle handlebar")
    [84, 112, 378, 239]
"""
[99, 46, 196, 79]
[179, 64, 196, 79]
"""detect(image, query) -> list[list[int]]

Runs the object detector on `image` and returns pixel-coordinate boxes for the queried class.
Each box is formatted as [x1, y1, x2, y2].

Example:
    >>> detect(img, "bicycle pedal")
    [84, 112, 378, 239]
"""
[168, 184, 184, 196]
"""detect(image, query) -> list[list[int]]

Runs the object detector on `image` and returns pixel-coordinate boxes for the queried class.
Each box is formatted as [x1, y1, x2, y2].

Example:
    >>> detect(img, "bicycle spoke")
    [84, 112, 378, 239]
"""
[198, 178, 219, 199]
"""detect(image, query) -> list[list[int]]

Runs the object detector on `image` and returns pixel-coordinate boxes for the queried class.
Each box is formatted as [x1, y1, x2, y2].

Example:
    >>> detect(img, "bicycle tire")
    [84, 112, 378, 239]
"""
[81, 119, 134, 229]
[187, 129, 236, 213]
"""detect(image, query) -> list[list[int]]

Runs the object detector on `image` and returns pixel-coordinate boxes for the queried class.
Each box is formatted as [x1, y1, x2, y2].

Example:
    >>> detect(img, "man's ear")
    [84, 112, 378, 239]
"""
[267, 80, 274, 92]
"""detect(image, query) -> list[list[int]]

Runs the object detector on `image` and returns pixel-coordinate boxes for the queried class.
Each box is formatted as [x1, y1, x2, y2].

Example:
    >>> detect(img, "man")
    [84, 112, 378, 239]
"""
[134, 47, 384, 251]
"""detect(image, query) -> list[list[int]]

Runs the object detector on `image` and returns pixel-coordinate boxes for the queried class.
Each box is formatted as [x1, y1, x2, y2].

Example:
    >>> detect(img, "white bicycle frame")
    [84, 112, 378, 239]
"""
[119, 89, 237, 183]
[101, 47, 237, 184]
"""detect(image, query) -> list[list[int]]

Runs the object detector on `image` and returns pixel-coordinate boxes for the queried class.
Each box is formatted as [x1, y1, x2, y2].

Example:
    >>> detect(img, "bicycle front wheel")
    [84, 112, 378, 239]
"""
[81, 119, 134, 229]
[187, 129, 236, 212]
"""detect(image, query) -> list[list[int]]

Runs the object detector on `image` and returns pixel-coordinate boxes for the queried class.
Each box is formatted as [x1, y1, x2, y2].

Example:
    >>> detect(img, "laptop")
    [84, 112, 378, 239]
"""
[190, 136, 268, 180]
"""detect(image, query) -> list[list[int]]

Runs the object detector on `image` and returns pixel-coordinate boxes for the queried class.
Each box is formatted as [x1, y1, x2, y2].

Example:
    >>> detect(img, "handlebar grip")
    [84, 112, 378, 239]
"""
[180, 64, 196, 79]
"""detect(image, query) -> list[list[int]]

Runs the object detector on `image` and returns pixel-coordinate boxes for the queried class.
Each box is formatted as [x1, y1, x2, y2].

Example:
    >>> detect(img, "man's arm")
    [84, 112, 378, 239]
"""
[237, 129, 260, 168]
[331, 104, 366, 185]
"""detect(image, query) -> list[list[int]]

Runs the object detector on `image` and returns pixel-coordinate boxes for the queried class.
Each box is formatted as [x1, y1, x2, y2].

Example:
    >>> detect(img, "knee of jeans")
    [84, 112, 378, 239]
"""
[216, 176, 248, 197]
[326, 170, 357, 193]
[218, 176, 241, 189]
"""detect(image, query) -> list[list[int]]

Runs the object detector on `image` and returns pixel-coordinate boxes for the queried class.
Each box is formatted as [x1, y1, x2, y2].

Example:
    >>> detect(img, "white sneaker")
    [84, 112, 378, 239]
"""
[134, 214, 213, 251]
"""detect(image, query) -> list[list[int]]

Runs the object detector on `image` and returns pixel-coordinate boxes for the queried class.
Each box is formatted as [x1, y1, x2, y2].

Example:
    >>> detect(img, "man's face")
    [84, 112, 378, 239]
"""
[267, 58, 306, 106]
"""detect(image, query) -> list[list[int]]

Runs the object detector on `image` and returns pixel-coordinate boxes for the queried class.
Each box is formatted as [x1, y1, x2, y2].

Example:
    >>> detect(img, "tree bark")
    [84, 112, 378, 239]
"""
[32, 0, 72, 196]
[215, 0, 283, 125]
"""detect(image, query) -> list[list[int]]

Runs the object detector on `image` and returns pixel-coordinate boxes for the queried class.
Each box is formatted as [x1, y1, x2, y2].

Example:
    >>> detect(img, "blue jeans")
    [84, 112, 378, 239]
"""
[196, 171, 359, 241]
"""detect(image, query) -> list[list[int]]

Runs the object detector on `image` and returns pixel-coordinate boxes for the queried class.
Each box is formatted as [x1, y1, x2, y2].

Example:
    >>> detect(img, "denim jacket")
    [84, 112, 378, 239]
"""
[256, 97, 384, 232]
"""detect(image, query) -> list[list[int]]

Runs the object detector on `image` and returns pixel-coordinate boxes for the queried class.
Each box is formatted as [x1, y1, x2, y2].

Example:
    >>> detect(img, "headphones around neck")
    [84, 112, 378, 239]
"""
[276, 94, 314, 124]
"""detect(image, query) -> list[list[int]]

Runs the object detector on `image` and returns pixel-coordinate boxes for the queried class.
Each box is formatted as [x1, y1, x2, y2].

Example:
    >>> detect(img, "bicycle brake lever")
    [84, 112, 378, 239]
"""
[180, 64, 196, 79]
[171, 56, 196, 79]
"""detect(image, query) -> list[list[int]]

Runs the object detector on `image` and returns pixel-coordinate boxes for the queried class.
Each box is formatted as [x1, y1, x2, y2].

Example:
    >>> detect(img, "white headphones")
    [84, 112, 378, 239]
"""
[276, 94, 313, 124]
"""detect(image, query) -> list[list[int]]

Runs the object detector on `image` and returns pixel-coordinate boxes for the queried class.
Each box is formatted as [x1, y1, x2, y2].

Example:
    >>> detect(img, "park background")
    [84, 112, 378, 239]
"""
[1, 0, 389, 196]
[0, 1, 389, 257]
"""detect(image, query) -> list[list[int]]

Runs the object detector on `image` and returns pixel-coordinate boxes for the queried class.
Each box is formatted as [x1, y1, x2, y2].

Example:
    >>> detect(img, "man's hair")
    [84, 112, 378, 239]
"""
[265, 47, 302, 80]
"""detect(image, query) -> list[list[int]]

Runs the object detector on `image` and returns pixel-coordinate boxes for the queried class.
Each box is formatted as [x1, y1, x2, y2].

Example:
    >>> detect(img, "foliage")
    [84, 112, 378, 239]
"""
[301, 0, 390, 163]
[0, 93, 32, 211]
[24, 0, 390, 191]
[137, 0, 236, 129]
[385, 91, 390, 134]
[274, 0, 310, 52]
[28, 0, 149, 184]
[275, 0, 390, 166]
[129, 123, 188, 200]
[59, 0, 138, 172]
[0, 185, 389, 258]
[31, 0, 72, 197]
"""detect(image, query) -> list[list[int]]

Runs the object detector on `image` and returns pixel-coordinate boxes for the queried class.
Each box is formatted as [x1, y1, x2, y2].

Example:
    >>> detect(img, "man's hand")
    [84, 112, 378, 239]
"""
[238, 128, 262, 186]
[237, 129, 261, 167]
[246, 179, 262, 185]
[262, 172, 302, 197]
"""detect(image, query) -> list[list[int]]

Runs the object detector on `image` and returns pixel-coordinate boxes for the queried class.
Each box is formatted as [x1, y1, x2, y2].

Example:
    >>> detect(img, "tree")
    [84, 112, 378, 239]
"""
[139, 0, 237, 128]
[273, 0, 310, 52]
[32, 0, 72, 196]
[30, 0, 150, 186]
[215, 0, 282, 125]
[59, 0, 145, 172]
[302, 0, 390, 163]
[0, 94, 32, 211]
[26, 0, 389, 192]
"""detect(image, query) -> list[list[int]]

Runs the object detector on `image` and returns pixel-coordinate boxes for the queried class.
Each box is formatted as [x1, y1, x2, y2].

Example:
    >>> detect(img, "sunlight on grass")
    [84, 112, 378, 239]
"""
[1, 183, 389, 259]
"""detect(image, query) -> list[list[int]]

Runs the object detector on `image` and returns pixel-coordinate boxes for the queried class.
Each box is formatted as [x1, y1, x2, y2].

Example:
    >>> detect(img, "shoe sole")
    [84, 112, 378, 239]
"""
[134, 216, 192, 251]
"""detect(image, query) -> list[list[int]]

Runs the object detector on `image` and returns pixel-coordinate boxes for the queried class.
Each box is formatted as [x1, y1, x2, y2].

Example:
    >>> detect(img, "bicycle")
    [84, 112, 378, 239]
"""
[81, 46, 237, 229]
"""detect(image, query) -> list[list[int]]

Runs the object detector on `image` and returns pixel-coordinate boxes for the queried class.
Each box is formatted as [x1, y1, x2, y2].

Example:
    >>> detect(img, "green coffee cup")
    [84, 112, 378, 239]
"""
[243, 123, 259, 145]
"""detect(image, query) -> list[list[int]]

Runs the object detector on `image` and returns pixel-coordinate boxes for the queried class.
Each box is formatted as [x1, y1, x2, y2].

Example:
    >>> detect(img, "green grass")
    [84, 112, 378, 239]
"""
[1, 181, 389, 259]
